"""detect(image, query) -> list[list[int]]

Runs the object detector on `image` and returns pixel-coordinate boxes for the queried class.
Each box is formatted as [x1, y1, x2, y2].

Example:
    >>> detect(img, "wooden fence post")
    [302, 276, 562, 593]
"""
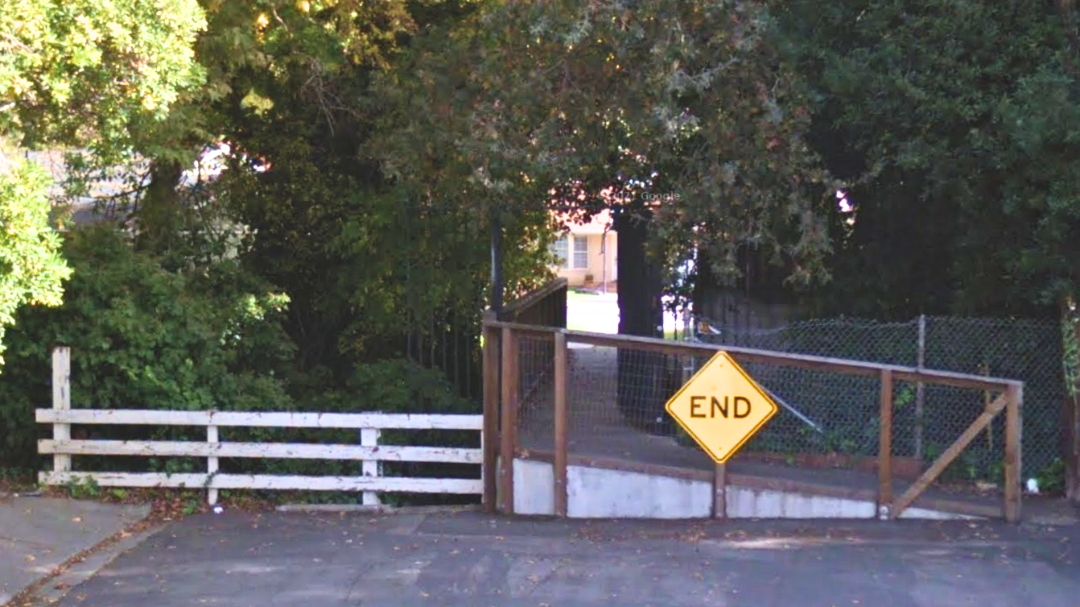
[1069, 395, 1080, 503]
[482, 319, 500, 513]
[207, 425, 219, 505]
[1068, 319, 1080, 504]
[1004, 382, 1023, 523]
[361, 428, 381, 506]
[878, 369, 893, 519]
[52, 347, 71, 474]
[499, 327, 519, 514]
[713, 464, 727, 518]
[915, 315, 925, 459]
[553, 331, 568, 517]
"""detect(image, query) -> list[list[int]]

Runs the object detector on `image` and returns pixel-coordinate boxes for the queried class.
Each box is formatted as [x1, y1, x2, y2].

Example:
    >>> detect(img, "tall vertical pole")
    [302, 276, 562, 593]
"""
[878, 369, 894, 519]
[553, 331, 569, 517]
[713, 464, 727, 519]
[1067, 309, 1080, 504]
[1004, 382, 1023, 523]
[481, 319, 500, 513]
[499, 327, 518, 514]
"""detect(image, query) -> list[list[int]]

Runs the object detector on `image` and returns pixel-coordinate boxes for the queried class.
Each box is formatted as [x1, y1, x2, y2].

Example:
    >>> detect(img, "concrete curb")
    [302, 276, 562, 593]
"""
[6, 519, 164, 607]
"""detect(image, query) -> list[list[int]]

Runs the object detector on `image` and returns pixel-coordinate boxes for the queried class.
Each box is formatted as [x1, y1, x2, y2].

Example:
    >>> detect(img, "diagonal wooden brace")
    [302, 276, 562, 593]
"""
[890, 393, 1008, 519]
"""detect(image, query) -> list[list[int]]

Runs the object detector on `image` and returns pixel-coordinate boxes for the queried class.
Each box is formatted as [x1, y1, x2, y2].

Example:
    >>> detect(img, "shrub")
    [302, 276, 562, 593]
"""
[0, 226, 295, 469]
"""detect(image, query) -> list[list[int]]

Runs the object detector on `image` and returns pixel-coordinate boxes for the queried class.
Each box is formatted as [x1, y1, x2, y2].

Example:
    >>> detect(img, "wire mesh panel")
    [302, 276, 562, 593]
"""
[517, 336, 555, 456]
[923, 317, 1064, 477]
[697, 315, 1064, 480]
[735, 361, 882, 458]
[562, 343, 712, 470]
[541, 340, 1019, 514]
[704, 318, 919, 364]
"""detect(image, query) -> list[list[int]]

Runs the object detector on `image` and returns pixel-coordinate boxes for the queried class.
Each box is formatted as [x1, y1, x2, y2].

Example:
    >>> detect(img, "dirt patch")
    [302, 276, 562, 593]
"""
[0, 470, 35, 497]
[39, 485, 280, 518]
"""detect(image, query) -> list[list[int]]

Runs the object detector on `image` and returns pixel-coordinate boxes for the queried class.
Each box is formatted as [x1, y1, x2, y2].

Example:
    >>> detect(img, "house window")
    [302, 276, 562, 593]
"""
[551, 236, 569, 269]
[573, 236, 588, 269]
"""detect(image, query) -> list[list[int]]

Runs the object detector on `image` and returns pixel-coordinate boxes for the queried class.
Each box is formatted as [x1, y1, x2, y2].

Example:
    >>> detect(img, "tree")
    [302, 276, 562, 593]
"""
[84, 0, 553, 387]
[0, 0, 206, 363]
[379, 0, 834, 302]
[378, 0, 835, 430]
[0, 161, 69, 364]
[778, 0, 1080, 318]
[0, 226, 295, 470]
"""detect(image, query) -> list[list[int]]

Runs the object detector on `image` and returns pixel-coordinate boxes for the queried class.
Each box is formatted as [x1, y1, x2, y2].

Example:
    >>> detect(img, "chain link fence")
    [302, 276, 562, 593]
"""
[514, 315, 1065, 493]
[696, 316, 1066, 481]
[518, 335, 556, 456]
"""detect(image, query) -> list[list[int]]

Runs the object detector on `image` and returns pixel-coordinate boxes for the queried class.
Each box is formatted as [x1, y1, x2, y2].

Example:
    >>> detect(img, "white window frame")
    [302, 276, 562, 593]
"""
[573, 236, 588, 269]
[552, 235, 569, 269]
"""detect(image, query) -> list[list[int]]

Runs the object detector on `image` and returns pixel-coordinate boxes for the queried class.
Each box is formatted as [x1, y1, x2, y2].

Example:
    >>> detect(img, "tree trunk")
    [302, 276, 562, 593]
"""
[137, 160, 184, 252]
[614, 208, 669, 433]
[615, 209, 662, 338]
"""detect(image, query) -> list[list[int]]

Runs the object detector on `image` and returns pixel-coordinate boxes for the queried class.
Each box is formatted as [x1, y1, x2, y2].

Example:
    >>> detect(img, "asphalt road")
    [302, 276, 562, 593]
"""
[48, 510, 1079, 607]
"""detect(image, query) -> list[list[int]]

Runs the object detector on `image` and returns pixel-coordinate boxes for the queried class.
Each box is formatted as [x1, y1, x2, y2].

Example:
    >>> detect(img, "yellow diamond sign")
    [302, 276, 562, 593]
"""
[665, 351, 778, 463]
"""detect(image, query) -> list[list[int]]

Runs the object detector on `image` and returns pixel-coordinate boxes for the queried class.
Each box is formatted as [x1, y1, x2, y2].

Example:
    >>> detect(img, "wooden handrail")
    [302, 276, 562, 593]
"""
[499, 278, 568, 317]
[483, 320, 1021, 392]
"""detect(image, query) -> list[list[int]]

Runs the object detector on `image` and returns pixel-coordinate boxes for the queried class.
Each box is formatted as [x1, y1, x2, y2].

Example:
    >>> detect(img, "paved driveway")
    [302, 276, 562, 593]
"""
[567, 292, 620, 334]
[48, 510, 1079, 607]
[566, 291, 690, 336]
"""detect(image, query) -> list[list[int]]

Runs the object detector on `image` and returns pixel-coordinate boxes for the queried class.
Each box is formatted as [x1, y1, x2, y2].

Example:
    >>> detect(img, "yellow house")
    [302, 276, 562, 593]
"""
[551, 209, 617, 289]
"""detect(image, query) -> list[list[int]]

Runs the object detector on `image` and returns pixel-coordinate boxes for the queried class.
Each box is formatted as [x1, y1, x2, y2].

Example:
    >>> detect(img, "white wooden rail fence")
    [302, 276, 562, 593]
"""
[37, 347, 485, 505]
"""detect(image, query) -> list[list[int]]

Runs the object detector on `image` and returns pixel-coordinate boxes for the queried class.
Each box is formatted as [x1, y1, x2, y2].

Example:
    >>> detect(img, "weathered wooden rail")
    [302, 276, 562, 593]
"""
[484, 320, 1026, 522]
[39, 348, 487, 506]
[497, 277, 567, 328]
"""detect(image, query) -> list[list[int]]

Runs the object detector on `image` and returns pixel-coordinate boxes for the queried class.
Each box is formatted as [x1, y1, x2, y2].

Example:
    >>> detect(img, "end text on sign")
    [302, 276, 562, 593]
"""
[689, 395, 751, 419]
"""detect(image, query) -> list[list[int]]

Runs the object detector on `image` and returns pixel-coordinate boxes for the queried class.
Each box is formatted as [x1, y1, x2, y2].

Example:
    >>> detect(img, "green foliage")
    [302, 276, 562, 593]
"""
[0, 225, 295, 469]
[0, 1, 515, 491]
[313, 358, 478, 447]
[181, 498, 201, 516]
[379, 0, 836, 289]
[779, 0, 1080, 316]
[65, 475, 101, 500]
[0, 0, 206, 368]
[0, 0, 206, 146]
[148, 0, 549, 381]
[0, 159, 72, 365]
[1037, 458, 1067, 496]
[347, 359, 477, 414]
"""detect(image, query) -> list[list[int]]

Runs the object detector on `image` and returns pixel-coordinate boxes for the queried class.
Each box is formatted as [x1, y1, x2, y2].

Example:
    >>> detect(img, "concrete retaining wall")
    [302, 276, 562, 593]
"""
[511, 458, 979, 520]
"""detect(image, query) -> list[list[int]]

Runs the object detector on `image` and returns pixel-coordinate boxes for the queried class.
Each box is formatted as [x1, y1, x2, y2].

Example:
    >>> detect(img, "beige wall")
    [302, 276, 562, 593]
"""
[554, 232, 617, 287]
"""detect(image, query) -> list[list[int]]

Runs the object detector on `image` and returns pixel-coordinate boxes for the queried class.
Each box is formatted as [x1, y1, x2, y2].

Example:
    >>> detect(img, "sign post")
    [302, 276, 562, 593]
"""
[665, 351, 778, 464]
